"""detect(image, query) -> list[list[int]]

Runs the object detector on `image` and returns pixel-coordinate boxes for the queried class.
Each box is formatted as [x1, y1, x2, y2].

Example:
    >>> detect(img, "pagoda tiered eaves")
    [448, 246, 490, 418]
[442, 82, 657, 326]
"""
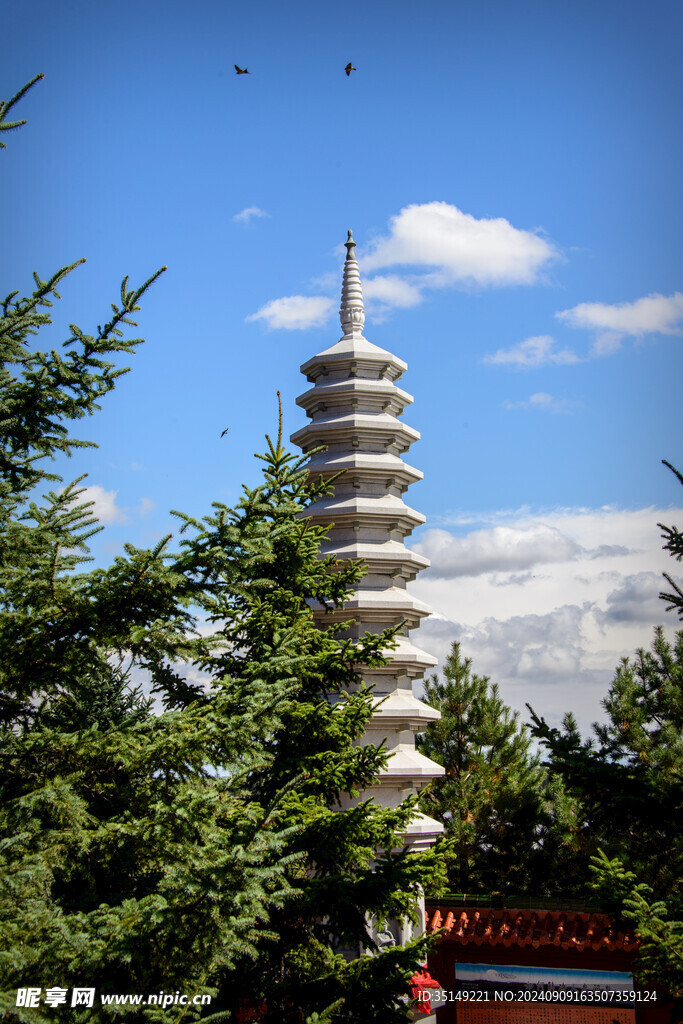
[291, 230, 444, 852]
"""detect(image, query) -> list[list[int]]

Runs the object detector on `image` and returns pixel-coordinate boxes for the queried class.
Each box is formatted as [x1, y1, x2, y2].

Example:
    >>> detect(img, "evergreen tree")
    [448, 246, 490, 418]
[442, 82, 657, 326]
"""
[659, 460, 683, 619]
[166, 403, 444, 1023]
[1, 76, 443, 1023]
[592, 625, 683, 998]
[529, 629, 683, 997]
[417, 643, 576, 897]
[530, 629, 683, 896]
[529, 463, 683, 999]
[1, 76, 299, 1023]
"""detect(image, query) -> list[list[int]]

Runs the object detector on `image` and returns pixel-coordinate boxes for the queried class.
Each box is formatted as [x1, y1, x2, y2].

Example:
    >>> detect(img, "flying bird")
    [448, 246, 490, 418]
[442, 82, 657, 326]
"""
[345, 63, 356, 76]
[234, 65, 250, 75]
[221, 428, 229, 438]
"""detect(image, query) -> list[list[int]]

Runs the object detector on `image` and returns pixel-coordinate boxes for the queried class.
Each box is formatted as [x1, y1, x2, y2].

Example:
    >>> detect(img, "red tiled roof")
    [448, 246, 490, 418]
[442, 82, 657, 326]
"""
[425, 906, 640, 953]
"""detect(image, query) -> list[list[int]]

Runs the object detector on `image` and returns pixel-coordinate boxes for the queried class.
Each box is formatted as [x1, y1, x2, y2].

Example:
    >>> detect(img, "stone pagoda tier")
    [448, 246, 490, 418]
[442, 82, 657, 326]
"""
[291, 231, 444, 853]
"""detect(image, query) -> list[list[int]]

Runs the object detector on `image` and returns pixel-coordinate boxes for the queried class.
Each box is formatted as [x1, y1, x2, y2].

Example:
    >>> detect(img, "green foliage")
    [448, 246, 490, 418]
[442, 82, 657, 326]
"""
[305, 1002, 345, 1024]
[659, 460, 683, 619]
[0, 80, 294, 1019]
[417, 642, 577, 896]
[528, 628, 683, 904]
[589, 851, 683, 997]
[165, 403, 443, 1023]
[0, 76, 441, 1024]
[530, 630, 683, 996]
[530, 463, 683, 1000]
[583, 629, 683, 1000]
[0, 73, 44, 146]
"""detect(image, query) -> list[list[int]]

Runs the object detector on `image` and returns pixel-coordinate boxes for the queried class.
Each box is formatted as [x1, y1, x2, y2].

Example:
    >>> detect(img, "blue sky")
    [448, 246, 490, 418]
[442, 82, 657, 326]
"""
[4, 0, 682, 730]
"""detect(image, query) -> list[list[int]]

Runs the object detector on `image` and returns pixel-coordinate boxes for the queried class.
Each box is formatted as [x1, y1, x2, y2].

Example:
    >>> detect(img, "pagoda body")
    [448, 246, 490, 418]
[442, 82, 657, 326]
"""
[291, 232, 444, 859]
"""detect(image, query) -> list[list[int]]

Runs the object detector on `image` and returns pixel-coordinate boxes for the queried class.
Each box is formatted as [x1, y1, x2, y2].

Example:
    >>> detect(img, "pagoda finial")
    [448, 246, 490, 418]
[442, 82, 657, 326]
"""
[340, 228, 365, 335]
[344, 229, 356, 259]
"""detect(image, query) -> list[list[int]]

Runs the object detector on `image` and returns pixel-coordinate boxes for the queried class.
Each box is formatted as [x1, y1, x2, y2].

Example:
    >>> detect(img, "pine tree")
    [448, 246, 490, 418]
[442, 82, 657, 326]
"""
[529, 462, 683, 999]
[417, 643, 576, 897]
[659, 460, 683, 619]
[530, 629, 683, 997]
[591, 629, 683, 998]
[530, 629, 683, 892]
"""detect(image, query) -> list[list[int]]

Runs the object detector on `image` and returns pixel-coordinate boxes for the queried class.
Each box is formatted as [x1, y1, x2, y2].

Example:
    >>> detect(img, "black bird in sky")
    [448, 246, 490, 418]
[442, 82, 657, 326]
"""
[221, 427, 229, 438]
[234, 65, 250, 75]
[345, 62, 356, 76]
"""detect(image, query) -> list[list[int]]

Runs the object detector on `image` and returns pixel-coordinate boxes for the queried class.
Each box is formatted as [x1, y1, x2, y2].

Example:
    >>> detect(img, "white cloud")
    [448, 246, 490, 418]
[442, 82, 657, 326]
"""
[484, 335, 581, 368]
[79, 485, 127, 524]
[556, 292, 683, 353]
[489, 292, 683, 367]
[361, 202, 557, 287]
[413, 524, 580, 579]
[483, 605, 587, 680]
[246, 203, 558, 329]
[362, 274, 423, 309]
[418, 604, 587, 679]
[590, 332, 623, 357]
[594, 572, 666, 626]
[409, 506, 682, 734]
[65, 487, 157, 526]
[246, 295, 335, 330]
[233, 206, 270, 224]
[416, 603, 602, 730]
[502, 392, 577, 414]
[138, 497, 156, 518]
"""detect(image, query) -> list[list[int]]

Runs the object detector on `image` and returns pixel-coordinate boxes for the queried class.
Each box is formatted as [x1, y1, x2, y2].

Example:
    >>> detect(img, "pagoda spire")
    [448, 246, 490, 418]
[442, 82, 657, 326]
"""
[292, 228, 444, 957]
[291, 229, 444, 864]
[339, 229, 365, 336]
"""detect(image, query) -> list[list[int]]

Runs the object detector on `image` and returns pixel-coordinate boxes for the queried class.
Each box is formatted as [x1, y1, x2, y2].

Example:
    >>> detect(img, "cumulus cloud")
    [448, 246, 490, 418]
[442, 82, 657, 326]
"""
[589, 544, 630, 559]
[491, 571, 541, 587]
[556, 292, 683, 354]
[502, 392, 577, 414]
[484, 335, 581, 368]
[78, 485, 128, 524]
[362, 274, 423, 309]
[591, 333, 624, 357]
[413, 524, 580, 579]
[594, 572, 666, 626]
[480, 605, 587, 679]
[410, 505, 682, 733]
[361, 202, 557, 287]
[416, 604, 593, 725]
[246, 295, 335, 330]
[233, 206, 270, 224]
[247, 203, 558, 329]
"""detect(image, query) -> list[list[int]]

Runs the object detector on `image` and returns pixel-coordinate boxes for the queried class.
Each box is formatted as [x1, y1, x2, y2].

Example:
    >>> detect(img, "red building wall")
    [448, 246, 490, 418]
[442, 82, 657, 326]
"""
[424, 904, 675, 1024]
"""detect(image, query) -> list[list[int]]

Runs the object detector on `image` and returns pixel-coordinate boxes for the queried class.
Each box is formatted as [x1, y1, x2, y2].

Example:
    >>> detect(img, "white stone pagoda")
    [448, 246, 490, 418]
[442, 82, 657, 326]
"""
[290, 231, 444, 863]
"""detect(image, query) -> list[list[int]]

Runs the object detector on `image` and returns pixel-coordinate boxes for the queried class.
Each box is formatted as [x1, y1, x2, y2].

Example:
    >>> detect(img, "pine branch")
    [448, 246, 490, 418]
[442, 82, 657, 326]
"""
[663, 459, 683, 489]
[660, 573, 683, 618]
[0, 73, 44, 147]
[0, 259, 86, 342]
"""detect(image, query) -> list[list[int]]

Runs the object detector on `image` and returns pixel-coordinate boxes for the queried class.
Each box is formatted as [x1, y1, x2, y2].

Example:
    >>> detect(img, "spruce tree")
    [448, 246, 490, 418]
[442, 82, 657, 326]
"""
[1, 76, 301, 1023]
[417, 643, 576, 897]
[1, 76, 443, 1023]
[166, 403, 444, 1024]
